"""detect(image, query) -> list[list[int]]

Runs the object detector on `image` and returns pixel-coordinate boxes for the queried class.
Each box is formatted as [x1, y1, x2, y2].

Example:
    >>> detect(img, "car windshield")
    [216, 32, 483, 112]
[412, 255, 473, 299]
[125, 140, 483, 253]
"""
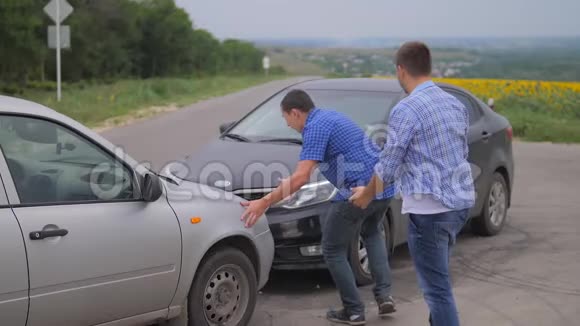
[227, 90, 402, 140]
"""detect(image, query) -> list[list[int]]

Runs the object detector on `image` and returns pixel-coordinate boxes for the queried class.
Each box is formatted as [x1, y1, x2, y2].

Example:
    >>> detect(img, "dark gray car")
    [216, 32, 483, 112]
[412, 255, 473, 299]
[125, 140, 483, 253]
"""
[179, 78, 515, 285]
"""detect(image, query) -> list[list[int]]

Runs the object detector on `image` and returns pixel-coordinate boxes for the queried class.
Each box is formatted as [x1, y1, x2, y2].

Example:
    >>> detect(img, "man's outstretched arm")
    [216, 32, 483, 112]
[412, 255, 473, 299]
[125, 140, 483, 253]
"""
[241, 160, 318, 227]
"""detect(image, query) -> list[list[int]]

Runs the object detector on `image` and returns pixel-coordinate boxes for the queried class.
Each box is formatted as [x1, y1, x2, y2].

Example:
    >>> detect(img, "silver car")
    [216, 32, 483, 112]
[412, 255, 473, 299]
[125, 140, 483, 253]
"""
[0, 95, 274, 326]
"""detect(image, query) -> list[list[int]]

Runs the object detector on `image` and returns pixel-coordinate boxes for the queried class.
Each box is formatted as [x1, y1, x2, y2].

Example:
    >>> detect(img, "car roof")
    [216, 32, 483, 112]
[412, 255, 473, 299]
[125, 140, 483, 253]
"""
[292, 77, 466, 94]
[297, 78, 403, 92]
[0, 95, 59, 117]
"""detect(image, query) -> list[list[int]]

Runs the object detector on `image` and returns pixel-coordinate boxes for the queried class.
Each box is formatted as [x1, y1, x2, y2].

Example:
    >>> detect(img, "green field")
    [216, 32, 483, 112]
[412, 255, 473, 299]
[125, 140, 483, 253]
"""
[495, 96, 580, 143]
[12, 75, 284, 129]
[268, 50, 327, 75]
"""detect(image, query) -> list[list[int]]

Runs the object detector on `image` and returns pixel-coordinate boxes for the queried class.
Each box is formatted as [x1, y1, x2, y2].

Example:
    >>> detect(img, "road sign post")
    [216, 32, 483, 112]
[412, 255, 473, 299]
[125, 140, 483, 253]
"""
[44, 0, 73, 102]
[262, 56, 270, 76]
[56, 0, 61, 101]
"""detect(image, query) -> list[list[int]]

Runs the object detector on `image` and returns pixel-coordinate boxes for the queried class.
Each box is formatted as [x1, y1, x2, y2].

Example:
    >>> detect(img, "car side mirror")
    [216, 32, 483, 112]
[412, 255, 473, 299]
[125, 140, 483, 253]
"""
[56, 142, 76, 155]
[142, 173, 163, 202]
[219, 121, 235, 134]
[487, 98, 495, 110]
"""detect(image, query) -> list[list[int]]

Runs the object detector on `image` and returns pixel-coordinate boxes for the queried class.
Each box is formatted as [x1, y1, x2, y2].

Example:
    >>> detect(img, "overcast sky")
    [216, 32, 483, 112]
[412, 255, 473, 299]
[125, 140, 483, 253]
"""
[175, 0, 580, 40]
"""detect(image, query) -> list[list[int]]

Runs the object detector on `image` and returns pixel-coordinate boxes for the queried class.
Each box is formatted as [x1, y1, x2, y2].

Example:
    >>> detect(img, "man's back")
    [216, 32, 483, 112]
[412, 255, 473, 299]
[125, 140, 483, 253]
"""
[301, 108, 393, 200]
[399, 83, 470, 167]
[380, 82, 475, 209]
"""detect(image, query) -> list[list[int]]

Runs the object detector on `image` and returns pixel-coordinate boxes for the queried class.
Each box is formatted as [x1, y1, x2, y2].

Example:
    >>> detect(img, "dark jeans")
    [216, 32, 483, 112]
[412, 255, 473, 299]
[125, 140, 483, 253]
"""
[408, 209, 470, 326]
[321, 199, 392, 315]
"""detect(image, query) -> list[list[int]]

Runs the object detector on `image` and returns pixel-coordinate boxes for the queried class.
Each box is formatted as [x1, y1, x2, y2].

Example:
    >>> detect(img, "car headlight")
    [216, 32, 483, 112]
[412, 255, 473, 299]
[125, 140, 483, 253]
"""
[272, 180, 338, 209]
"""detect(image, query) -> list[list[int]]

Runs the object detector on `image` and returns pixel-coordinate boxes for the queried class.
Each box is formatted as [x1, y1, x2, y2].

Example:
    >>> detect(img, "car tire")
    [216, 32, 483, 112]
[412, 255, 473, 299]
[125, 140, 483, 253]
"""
[471, 172, 509, 236]
[188, 247, 257, 326]
[349, 216, 391, 286]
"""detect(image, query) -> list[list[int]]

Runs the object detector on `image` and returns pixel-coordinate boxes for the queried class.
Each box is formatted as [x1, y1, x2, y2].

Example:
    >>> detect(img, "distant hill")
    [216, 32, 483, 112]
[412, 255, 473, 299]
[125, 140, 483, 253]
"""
[252, 37, 580, 50]
[259, 44, 580, 81]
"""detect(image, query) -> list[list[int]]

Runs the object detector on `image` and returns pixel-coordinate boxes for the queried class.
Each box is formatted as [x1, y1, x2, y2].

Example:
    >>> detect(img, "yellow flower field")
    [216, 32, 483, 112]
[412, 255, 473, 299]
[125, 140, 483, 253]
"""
[433, 78, 580, 111]
[375, 76, 580, 142]
[436, 78, 580, 142]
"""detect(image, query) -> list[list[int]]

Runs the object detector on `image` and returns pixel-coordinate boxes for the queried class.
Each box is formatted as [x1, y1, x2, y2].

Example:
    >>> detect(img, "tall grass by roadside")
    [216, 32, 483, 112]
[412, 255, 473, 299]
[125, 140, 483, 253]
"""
[13, 75, 285, 128]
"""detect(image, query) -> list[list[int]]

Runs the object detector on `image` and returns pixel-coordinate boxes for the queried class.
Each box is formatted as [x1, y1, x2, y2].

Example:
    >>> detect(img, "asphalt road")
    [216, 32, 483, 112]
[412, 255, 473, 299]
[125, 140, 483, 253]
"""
[102, 78, 580, 326]
[102, 77, 317, 171]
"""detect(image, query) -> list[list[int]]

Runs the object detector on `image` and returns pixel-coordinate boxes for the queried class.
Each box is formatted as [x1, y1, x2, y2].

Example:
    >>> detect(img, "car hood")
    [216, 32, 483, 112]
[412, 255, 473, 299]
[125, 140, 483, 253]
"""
[167, 139, 325, 191]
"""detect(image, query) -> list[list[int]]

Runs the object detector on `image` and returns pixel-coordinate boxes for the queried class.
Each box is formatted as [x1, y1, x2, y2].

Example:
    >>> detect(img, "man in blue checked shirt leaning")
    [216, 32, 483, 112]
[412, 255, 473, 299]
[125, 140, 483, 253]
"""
[241, 89, 396, 325]
[351, 42, 476, 326]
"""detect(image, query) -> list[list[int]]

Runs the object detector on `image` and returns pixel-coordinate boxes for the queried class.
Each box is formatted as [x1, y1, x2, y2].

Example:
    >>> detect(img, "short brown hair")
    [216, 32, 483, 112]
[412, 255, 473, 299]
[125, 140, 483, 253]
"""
[281, 89, 315, 113]
[395, 41, 432, 77]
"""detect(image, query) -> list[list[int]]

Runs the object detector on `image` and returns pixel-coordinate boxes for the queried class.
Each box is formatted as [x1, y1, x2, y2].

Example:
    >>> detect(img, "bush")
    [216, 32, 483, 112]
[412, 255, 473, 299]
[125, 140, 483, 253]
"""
[26, 81, 57, 91]
[0, 83, 23, 95]
[269, 65, 287, 75]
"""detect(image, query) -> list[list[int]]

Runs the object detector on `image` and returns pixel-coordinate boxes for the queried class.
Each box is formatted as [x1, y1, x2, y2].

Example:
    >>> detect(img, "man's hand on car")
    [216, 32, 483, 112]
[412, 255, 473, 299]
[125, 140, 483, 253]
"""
[350, 186, 373, 209]
[240, 160, 317, 228]
[241, 198, 270, 228]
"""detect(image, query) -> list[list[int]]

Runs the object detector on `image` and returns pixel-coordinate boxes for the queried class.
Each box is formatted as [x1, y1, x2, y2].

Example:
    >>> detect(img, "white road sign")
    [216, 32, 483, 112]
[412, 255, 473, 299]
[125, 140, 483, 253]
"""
[44, 0, 73, 23]
[262, 56, 270, 70]
[48, 25, 70, 49]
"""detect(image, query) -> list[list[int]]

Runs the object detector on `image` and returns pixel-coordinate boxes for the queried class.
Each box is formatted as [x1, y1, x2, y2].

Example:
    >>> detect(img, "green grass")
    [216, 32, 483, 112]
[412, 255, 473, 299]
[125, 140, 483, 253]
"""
[495, 95, 580, 143]
[13, 75, 285, 128]
[269, 51, 327, 75]
[9, 74, 580, 143]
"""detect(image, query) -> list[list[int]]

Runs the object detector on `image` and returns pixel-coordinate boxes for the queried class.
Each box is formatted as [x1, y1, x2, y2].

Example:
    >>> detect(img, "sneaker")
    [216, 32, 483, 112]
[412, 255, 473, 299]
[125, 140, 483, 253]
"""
[377, 296, 396, 316]
[326, 308, 366, 325]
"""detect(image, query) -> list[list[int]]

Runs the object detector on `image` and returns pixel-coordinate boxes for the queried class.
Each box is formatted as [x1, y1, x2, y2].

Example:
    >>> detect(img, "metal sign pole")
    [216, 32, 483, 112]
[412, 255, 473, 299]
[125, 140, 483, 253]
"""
[263, 56, 270, 77]
[56, 0, 61, 101]
[44, 0, 73, 102]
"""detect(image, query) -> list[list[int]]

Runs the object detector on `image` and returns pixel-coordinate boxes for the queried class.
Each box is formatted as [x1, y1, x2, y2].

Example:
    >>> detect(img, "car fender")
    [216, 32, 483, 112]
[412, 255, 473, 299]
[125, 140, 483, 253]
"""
[162, 179, 272, 308]
[488, 139, 511, 186]
[472, 134, 512, 218]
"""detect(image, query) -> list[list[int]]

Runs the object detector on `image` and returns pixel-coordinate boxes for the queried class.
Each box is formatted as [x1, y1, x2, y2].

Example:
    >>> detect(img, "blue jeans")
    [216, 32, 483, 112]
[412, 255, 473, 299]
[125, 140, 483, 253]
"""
[408, 209, 470, 326]
[322, 199, 392, 315]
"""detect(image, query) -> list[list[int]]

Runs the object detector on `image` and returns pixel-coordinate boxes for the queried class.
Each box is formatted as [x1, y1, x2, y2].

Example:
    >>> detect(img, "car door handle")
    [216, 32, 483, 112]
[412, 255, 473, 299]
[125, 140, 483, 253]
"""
[30, 229, 69, 240]
[482, 131, 491, 140]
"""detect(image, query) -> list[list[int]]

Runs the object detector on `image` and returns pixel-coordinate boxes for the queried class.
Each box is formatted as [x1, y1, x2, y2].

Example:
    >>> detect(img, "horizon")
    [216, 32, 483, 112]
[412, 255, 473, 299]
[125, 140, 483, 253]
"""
[175, 0, 580, 40]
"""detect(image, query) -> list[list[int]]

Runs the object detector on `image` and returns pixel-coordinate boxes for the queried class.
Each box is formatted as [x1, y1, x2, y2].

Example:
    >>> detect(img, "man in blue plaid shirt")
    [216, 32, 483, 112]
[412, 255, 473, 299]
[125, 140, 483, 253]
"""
[241, 89, 396, 325]
[351, 42, 476, 326]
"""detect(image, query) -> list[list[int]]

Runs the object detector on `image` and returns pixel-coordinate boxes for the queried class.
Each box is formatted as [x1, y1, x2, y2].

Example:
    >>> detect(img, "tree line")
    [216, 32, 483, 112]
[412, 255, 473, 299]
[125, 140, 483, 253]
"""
[0, 0, 268, 90]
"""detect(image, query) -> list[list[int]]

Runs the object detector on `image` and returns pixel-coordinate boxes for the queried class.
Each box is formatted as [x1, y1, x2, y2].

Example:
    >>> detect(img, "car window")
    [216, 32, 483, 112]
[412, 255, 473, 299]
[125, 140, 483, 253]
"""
[229, 90, 401, 140]
[0, 115, 134, 205]
[446, 90, 482, 125]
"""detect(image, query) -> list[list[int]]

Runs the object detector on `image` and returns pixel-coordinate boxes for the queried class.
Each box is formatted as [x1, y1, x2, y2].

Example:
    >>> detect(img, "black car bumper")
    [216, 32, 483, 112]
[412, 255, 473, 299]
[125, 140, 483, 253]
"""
[266, 202, 332, 270]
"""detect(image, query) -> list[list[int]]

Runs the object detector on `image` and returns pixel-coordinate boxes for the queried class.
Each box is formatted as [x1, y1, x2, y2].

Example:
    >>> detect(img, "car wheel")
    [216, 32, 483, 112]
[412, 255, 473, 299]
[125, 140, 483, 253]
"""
[349, 216, 391, 286]
[188, 247, 257, 326]
[471, 172, 509, 236]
